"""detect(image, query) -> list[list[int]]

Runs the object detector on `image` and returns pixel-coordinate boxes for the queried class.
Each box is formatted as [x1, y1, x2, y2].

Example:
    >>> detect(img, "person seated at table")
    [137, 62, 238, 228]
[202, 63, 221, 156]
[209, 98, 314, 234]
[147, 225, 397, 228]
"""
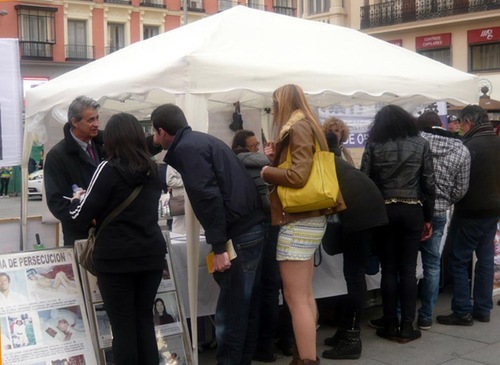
[322, 132, 388, 360]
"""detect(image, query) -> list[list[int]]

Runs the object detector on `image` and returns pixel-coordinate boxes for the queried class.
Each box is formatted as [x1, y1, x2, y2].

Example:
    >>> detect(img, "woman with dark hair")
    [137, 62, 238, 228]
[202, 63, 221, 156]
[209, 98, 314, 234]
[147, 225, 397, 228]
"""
[360, 105, 435, 343]
[153, 298, 175, 325]
[69, 112, 166, 365]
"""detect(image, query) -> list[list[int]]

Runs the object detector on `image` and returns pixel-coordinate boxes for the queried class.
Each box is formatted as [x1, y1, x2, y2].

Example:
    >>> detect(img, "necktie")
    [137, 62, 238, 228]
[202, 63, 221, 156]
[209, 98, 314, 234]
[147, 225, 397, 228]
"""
[87, 144, 96, 163]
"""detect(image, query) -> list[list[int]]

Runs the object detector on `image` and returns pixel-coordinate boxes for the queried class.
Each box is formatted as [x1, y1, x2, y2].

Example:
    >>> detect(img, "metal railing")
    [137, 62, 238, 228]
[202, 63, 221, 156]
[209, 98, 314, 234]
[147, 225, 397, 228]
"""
[181, 0, 206, 12]
[274, 5, 296, 16]
[65, 44, 95, 60]
[218, 0, 238, 11]
[140, 0, 166, 8]
[105, 45, 124, 55]
[361, 0, 500, 29]
[19, 41, 53, 60]
[104, 0, 132, 4]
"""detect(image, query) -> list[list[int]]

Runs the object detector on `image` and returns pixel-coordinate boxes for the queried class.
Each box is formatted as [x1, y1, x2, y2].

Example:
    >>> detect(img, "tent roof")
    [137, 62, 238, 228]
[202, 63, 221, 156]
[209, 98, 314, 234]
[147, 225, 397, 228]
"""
[25, 6, 478, 141]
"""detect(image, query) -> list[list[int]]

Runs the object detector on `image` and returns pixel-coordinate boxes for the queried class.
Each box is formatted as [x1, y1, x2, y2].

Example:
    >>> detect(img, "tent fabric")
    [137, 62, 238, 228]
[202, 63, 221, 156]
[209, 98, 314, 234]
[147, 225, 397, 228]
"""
[25, 6, 478, 144]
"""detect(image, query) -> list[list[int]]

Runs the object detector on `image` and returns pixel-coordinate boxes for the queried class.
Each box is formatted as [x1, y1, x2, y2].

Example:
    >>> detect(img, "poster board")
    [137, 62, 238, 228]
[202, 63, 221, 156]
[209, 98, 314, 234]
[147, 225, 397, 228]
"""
[0, 247, 98, 365]
[74, 232, 193, 365]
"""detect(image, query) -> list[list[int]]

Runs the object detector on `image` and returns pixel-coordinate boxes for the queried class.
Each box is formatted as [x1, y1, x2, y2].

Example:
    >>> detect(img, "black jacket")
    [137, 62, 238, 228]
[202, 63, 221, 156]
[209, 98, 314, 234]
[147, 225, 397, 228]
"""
[44, 123, 105, 245]
[164, 127, 265, 254]
[454, 124, 500, 218]
[335, 157, 388, 235]
[360, 135, 435, 222]
[69, 161, 166, 273]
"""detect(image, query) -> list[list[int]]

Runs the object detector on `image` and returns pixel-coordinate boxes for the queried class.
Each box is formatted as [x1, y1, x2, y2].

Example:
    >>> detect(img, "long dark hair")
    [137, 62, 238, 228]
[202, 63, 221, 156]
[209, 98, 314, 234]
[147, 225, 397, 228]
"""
[367, 105, 418, 143]
[104, 113, 157, 176]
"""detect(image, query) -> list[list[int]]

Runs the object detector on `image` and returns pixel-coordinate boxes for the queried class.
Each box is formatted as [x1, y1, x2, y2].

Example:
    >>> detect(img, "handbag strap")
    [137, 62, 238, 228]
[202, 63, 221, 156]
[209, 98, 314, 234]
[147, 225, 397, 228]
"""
[94, 184, 143, 240]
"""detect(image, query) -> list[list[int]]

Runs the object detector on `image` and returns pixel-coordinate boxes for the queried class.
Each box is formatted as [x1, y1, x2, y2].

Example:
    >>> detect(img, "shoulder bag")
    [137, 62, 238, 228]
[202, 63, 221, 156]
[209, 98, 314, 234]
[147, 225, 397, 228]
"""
[168, 192, 185, 216]
[277, 130, 340, 213]
[79, 185, 143, 275]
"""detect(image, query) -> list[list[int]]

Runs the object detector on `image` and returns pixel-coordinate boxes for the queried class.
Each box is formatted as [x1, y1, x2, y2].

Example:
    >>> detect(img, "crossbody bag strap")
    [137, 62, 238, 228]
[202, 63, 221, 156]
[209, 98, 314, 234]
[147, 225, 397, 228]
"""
[94, 184, 143, 240]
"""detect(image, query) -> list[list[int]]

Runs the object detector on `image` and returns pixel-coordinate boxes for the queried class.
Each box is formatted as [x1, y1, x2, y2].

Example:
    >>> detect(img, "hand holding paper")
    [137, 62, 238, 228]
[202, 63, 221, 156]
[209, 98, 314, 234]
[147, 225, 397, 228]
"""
[206, 240, 237, 274]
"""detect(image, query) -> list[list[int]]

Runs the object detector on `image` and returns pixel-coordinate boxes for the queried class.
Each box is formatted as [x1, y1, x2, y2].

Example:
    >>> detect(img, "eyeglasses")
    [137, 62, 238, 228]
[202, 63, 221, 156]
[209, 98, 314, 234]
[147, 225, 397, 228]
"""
[246, 142, 260, 149]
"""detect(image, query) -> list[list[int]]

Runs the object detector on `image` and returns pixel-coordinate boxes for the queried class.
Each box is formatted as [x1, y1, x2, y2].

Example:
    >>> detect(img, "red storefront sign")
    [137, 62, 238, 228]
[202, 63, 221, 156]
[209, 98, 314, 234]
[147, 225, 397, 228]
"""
[468, 26, 500, 44]
[416, 33, 452, 50]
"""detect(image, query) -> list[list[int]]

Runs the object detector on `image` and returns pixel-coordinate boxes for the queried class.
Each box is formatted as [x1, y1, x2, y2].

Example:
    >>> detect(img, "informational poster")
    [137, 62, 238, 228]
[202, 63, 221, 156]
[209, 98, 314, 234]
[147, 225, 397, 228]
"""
[0, 248, 98, 365]
[75, 234, 191, 365]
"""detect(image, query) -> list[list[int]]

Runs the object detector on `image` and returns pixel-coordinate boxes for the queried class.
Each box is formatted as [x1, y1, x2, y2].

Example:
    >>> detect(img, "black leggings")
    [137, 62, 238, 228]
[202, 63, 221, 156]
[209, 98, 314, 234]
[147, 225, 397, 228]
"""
[379, 204, 424, 324]
[338, 228, 373, 330]
[0, 178, 9, 196]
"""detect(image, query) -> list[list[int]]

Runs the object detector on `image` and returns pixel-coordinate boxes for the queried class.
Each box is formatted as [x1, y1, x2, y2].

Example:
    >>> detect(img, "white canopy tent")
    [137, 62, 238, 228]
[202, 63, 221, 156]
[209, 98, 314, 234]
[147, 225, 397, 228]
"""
[23, 6, 479, 363]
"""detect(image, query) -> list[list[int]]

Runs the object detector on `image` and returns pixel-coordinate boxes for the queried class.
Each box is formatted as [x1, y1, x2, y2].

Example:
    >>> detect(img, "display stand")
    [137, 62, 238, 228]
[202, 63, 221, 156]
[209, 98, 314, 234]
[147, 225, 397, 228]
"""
[74, 232, 194, 365]
[0, 247, 98, 365]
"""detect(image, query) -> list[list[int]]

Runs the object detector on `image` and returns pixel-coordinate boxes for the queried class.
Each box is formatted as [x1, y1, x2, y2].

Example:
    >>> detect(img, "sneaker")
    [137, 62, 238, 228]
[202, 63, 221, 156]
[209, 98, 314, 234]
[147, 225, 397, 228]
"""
[368, 316, 384, 329]
[472, 313, 490, 323]
[417, 317, 432, 330]
[252, 347, 277, 363]
[436, 313, 473, 326]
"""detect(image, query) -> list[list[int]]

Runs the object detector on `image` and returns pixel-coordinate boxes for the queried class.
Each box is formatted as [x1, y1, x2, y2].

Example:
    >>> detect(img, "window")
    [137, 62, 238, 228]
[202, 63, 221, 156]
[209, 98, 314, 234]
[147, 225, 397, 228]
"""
[274, 0, 295, 16]
[107, 23, 125, 54]
[307, 0, 330, 15]
[418, 49, 451, 66]
[16, 5, 57, 59]
[67, 20, 90, 59]
[144, 25, 159, 40]
[470, 43, 500, 72]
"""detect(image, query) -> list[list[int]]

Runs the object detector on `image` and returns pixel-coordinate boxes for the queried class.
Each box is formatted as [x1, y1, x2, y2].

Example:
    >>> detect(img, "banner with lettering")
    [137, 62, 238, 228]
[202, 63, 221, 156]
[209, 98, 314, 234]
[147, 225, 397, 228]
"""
[0, 39, 23, 166]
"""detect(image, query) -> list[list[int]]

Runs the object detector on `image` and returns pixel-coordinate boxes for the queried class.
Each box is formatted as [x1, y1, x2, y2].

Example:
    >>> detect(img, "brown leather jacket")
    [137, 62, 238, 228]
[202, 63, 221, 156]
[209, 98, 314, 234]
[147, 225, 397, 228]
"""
[262, 111, 339, 226]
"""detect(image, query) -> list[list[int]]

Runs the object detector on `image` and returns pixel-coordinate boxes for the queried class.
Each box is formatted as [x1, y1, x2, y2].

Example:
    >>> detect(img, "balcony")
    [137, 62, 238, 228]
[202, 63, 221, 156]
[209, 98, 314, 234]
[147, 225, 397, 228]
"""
[274, 5, 296, 16]
[65, 44, 95, 61]
[19, 41, 54, 60]
[140, 0, 166, 8]
[218, 0, 238, 11]
[247, 2, 266, 10]
[105, 45, 124, 55]
[181, 0, 205, 12]
[360, 0, 500, 29]
[104, 0, 132, 4]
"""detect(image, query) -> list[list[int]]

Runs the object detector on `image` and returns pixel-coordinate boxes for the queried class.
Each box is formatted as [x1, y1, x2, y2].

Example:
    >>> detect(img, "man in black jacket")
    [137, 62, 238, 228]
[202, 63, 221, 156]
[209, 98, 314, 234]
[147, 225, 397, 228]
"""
[437, 105, 500, 326]
[44, 96, 105, 246]
[151, 104, 265, 365]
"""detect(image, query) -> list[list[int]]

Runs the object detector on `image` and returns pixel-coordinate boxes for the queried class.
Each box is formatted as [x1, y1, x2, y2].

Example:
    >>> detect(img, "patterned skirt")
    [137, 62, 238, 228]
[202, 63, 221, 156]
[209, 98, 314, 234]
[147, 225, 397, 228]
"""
[276, 216, 326, 261]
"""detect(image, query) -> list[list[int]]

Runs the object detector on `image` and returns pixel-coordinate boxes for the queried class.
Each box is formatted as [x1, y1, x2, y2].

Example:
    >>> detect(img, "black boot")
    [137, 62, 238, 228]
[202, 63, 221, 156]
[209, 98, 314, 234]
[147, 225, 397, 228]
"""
[322, 329, 361, 360]
[323, 328, 346, 346]
[398, 321, 421, 343]
[376, 318, 399, 342]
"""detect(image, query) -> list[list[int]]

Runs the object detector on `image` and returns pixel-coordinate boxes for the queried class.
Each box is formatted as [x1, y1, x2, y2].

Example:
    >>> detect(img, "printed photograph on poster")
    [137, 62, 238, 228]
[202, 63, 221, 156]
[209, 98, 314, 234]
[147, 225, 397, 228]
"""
[153, 292, 182, 336]
[38, 305, 85, 343]
[49, 354, 86, 365]
[26, 264, 78, 299]
[0, 270, 30, 308]
[94, 303, 112, 349]
[6, 313, 36, 348]
[158, 253, 175, 292]
[157, 333, 188, 365]
[493, 222, 500, 295]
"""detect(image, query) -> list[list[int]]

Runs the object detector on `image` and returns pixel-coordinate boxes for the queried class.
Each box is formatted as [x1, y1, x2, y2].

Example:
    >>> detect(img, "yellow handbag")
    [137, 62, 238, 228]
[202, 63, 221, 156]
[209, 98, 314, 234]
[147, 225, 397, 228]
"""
[277, 137, 340, 213]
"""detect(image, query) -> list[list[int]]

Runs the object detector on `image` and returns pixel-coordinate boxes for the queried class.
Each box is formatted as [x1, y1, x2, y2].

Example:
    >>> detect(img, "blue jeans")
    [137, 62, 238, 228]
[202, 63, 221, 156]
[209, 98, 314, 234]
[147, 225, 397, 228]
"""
[449, 215, 499, 317]
[418, 215, 447, 322]
[213, 222, 265, 365]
